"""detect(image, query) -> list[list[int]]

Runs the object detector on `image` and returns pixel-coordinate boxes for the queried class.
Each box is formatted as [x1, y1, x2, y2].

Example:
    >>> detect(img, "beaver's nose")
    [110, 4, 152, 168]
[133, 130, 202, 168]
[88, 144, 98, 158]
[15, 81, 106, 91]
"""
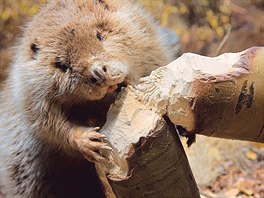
[91, 68, 106, 84]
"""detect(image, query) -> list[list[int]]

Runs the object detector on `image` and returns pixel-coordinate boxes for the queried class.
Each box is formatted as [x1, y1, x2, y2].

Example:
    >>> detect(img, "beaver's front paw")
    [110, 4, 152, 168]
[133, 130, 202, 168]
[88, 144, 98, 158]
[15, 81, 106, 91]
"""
[72, 127, 113, 163]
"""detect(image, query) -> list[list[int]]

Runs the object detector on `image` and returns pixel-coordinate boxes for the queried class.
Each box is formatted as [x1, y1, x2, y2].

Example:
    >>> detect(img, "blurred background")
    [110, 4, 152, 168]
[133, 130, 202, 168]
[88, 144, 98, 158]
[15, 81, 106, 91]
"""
[0, 0, 263, 197]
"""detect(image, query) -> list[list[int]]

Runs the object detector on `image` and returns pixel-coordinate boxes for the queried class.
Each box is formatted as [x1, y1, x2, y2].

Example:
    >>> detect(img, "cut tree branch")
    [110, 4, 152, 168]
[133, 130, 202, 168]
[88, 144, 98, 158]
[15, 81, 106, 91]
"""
[133, 46, 264, 142]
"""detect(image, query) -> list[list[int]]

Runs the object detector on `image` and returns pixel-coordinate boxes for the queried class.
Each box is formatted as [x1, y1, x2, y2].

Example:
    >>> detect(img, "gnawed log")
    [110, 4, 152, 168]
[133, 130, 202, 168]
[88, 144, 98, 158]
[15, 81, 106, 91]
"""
[96, 47, 263, 197]
[134, 46, 264, 142]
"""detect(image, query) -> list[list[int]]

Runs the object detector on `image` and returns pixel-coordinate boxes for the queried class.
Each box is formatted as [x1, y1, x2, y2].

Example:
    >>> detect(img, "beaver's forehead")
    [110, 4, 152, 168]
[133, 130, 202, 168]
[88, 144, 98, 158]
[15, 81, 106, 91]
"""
[25, 0, 147, 41]
[40, 0, 123, 20]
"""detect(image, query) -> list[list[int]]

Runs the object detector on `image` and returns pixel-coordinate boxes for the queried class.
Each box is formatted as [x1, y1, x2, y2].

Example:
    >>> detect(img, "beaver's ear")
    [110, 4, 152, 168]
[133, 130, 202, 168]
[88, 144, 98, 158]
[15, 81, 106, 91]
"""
[30, 40, 40, 60]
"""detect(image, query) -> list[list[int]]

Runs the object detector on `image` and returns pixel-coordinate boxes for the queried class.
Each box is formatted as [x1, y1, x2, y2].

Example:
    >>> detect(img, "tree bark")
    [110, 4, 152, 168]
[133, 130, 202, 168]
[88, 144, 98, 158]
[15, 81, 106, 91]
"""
[95, 47, 263, 197]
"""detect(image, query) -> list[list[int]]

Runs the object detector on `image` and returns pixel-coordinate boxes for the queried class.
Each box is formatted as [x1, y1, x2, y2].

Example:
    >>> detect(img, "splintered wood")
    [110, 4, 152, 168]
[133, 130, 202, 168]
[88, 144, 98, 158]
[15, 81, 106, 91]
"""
[96, 47, 264, 197]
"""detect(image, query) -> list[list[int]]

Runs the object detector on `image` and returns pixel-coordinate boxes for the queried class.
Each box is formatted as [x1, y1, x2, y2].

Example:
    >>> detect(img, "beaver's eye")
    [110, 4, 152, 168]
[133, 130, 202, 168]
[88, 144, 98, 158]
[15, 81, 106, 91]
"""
[55, 59, 70, 73]
[96, 32, 104, 41]
[30, 43, 39, 54]
[30, 43, 40, 59]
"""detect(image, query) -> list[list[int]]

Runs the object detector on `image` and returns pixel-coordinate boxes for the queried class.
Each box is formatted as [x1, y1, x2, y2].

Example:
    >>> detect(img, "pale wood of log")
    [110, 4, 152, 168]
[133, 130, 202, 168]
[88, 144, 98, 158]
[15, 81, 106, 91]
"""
[134, 47, 264, 142]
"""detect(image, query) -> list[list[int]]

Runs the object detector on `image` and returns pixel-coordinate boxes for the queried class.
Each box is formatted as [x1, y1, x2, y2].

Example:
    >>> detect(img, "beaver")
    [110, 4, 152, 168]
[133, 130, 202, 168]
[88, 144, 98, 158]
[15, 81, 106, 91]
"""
[0, 0, 171, 197]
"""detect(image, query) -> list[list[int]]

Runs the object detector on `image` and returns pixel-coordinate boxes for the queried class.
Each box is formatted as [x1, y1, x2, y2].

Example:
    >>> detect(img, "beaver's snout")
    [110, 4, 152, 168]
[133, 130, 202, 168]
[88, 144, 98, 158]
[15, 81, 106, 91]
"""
[90, 62, 127, 88]
[91, 68, 107, 85]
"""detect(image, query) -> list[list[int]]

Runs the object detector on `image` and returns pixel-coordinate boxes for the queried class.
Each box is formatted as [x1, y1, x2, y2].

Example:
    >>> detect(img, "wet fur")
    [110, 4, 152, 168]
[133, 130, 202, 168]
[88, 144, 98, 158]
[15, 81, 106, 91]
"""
[0, 0, 170, 197]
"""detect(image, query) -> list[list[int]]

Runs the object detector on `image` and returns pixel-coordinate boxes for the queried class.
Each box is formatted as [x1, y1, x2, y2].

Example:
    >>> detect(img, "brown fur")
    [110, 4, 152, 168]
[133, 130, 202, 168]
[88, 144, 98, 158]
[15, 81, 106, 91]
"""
[0, 0, 170, 197]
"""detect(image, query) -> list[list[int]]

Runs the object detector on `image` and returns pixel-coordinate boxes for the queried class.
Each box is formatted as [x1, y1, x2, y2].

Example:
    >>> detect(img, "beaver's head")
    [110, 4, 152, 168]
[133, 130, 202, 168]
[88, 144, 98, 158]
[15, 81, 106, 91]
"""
[18, 0, 170, 102]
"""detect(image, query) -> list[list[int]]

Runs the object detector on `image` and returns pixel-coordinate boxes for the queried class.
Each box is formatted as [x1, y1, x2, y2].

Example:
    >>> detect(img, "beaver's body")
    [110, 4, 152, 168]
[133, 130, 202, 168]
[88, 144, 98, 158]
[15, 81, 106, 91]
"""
[0, 0, 170, 197]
